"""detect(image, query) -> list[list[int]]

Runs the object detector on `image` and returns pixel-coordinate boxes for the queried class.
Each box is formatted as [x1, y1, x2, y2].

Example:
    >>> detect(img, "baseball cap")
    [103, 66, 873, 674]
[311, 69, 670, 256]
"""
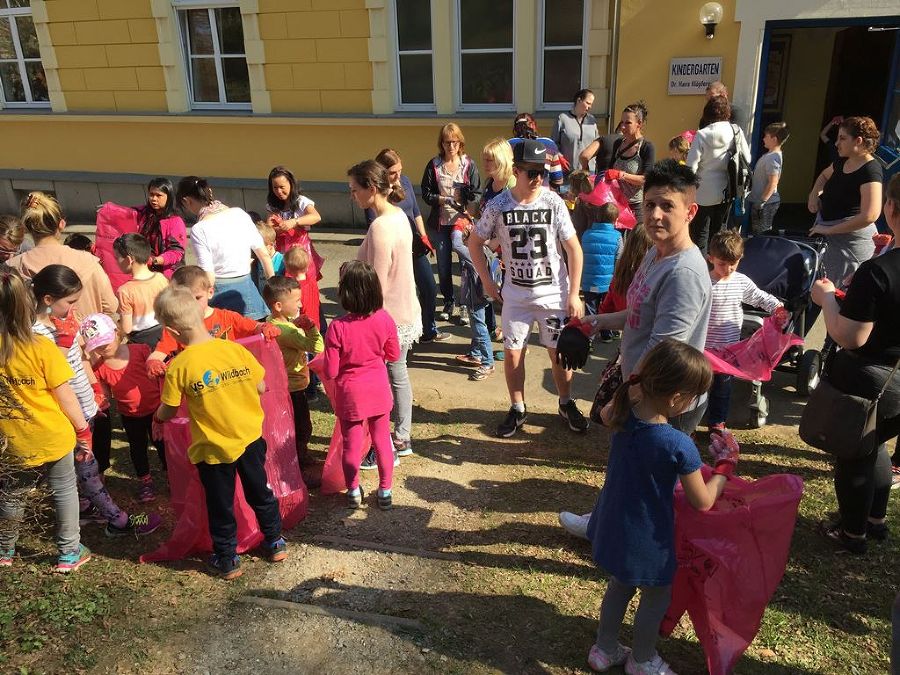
[79, 313, 117, 353]
[512, 138, 547, 168]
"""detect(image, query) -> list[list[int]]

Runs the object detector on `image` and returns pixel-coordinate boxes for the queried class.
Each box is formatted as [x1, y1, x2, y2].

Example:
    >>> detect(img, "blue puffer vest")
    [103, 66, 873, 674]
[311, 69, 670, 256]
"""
[581, 222, 620, 294]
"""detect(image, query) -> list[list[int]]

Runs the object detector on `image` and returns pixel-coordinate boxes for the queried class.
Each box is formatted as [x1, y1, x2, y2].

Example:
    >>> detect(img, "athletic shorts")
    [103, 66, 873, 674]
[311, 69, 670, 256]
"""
[501, 303, 566, 351]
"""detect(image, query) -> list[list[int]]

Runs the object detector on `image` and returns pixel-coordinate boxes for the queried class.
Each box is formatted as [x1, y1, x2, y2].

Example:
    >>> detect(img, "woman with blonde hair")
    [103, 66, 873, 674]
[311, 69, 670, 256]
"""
[479, 137, 515, 212]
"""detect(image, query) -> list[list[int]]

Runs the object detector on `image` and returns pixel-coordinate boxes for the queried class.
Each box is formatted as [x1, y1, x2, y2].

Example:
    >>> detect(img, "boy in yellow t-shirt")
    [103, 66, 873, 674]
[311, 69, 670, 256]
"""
[152, 286, 286, 580]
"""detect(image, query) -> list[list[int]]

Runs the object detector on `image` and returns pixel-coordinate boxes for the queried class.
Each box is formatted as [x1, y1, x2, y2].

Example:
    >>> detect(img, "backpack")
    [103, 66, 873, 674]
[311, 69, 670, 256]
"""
[726, 123, 752, 208]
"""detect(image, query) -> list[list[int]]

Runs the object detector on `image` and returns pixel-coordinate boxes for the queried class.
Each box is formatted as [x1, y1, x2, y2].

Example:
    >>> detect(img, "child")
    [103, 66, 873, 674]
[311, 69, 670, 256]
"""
[153, 286, 287, 580]
[64, 233, 94, 253]
[748, 122, 789, 235]
[322, 260, 399, 510]
[667, 134, 691, 164]
[262, 276, 324, 475]
[255, 221, 285, 285]
[580, 201, 622, 320]
[113, 233, 168, 347]
[80, 313, 167, 502]
[0, 265, 91, 573]
[146, 265, 279, 375]
[586, 340, 738, 674]
[31, 265, 161, 537]
[451, 215, 496, 380]
[283, 246, 309, 281]
[705, 230, 782, 434]
[598, 223, 652, 317]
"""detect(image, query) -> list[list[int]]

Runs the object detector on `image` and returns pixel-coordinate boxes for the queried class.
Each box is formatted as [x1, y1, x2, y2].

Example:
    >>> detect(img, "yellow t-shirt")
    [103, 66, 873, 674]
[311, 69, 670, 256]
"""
[0, 335, 76, 467]
[268, 317, 324, 392]
[160, 339, 265, 465]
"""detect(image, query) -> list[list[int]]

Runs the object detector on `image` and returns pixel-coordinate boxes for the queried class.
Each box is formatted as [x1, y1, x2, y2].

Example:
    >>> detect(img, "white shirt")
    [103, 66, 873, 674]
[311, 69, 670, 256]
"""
[686, 121, 751, 206]
[190, 207, 264, 278]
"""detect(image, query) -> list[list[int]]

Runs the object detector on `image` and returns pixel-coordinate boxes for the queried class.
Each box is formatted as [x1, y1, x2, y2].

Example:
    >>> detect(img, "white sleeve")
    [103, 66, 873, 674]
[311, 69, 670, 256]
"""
[297, 195, 315, 210]
[239, 211, 265, 250]
[190, 224, 214, 273]
[555, 195, 576, 241]
[474, 202, 498, 241]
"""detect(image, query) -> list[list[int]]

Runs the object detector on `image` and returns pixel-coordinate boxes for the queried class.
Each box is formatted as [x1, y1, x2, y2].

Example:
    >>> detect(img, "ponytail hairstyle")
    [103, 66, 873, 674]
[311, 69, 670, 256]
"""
[175, 176, 214, 206]
[622, 100, 649, 125]
[20, 191, 64, 241]
[31, 264, 83, 307]
[374, 148, 402, 175]
[606, 339, 712, 431]
[0, 264, 37, 364]
[266, 165, 301, 212]
[347, 159, 405, 204]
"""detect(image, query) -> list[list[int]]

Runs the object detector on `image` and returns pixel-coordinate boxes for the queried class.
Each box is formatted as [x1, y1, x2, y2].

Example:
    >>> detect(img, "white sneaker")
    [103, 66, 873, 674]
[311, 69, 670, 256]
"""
[459, 306, 470, 326]
[625, 654, 677, 675]
[558, 511, 591, 539]
[588, 644, 631, 672]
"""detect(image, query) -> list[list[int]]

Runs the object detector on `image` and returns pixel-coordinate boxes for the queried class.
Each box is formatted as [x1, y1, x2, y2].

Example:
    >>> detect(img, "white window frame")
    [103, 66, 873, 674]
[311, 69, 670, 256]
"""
[174, 1, 251, 111]
[453, 0, 516, 113]
[390, 0, 435, 112]
[0, 2, 49, 109]
[536, 0, 589, 111]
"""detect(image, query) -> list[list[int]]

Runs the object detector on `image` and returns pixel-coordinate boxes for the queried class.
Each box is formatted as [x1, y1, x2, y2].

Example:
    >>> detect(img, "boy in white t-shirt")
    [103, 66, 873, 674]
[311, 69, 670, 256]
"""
[748, 122, 789, 235]
[468, 139, 588, 438]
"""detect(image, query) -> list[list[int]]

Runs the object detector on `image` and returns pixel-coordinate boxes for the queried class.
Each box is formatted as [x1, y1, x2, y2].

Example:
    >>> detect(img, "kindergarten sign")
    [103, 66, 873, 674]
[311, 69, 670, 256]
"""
[668, 57, 723, 95]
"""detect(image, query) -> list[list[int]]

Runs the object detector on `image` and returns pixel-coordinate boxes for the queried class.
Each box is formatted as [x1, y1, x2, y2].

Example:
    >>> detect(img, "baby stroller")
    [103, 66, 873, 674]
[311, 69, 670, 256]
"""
[735, 234, 827, 427]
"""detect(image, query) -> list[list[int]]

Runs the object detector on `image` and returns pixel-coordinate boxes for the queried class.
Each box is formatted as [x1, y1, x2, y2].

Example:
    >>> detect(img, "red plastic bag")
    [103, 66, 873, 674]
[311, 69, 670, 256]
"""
[94, 202, 140, 292]
[705, 310, 802, 382]
[661, 467, 803, 675]
[581, 178, 636, 230]
[141, 336, 308, 563]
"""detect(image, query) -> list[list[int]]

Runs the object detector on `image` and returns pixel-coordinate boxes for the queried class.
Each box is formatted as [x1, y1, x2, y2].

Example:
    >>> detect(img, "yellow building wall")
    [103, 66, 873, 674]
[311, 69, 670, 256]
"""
[614, 0, 741, 152]
[257, 0, 373, 114]
[45, 0, 167, 112]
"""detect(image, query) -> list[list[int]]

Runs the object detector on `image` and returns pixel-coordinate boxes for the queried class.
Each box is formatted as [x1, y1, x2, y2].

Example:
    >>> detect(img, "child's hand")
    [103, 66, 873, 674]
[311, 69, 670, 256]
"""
[709, 430, 740, 478]
[91, 382, 109, 411]
[258, 323, 281, 341]
[294, 314, 315, 331]
[151, 417, 165, 442]
[147, 359, 167, 378]
[74, 425, 93, 462]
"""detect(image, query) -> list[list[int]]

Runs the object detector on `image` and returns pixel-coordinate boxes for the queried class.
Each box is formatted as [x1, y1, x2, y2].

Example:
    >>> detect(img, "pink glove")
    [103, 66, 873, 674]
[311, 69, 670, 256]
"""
[91, 381, 109, 411]
[710, 430, 740, 478]
[147, 359, 167, 378]
[258, 323, 281, 342]
[74, 425, 93, 462]
[294, 314, 315, 331]
[605, 169, 622, 181]
[565, 316, 593, 338]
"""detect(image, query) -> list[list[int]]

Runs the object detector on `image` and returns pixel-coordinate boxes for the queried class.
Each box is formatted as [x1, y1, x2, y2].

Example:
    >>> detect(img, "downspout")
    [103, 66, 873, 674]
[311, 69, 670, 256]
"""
[607, 0, 622, 133]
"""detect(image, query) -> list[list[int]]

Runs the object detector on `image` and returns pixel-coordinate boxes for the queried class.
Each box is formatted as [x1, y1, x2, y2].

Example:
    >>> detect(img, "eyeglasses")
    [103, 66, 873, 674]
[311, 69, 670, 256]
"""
[442, 140, 461, 146]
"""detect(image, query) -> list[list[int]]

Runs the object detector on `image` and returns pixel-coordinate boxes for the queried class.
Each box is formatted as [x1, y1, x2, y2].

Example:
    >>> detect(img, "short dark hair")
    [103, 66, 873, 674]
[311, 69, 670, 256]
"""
[586, 202, 619, 225]
[764, 121, 790, 144]
[338, 260, 383, 316]
[643, 159, 699, 195]
[64, 233, 93, 252]
[113, 232, 152, 264]
[262, 275, 299, 308]
[31, 264, 83, 302]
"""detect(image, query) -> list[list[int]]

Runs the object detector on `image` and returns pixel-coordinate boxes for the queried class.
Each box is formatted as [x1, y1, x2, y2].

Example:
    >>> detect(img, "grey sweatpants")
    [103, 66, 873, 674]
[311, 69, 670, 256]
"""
[818, 217, 877, 284]
[596, 576, 672, 663]
[387, 344, 412, 443]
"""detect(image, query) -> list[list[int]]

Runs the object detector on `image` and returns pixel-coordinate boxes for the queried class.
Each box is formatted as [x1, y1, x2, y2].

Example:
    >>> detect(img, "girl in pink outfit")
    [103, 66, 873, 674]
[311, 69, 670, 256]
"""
[323, 260, 400, 511]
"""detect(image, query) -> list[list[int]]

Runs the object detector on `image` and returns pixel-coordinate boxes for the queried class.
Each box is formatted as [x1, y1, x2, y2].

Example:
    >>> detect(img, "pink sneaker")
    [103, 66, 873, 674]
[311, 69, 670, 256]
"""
[588, 644, 631, 672]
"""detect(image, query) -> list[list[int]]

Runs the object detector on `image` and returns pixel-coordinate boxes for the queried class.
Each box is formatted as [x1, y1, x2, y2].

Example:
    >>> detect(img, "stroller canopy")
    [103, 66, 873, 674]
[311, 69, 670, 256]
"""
[737, 236, 818, 311]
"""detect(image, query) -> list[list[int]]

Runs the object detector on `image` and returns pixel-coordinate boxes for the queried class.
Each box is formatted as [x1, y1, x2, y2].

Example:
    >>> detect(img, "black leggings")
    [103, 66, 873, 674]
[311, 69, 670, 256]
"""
[121, 414, 167, 478]
[690, 202, 730, 256]
[91, 412, 112, 473]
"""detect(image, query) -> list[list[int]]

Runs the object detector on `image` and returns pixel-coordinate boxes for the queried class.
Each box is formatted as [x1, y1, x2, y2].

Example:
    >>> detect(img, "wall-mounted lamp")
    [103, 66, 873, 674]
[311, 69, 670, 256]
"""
[699, 2, 724, 39]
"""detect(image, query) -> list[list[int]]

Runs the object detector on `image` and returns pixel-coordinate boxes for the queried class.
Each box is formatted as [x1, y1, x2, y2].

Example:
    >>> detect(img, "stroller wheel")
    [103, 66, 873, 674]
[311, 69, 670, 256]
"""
[748, 395, 768, 429]
[749, 410, 767, 429]
[797, 350, 821, 396]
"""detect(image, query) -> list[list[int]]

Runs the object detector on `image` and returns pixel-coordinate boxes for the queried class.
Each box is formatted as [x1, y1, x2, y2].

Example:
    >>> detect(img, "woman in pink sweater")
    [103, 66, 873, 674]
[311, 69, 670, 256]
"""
[350, 160, 422, 465]
[323, 260, 400, 510]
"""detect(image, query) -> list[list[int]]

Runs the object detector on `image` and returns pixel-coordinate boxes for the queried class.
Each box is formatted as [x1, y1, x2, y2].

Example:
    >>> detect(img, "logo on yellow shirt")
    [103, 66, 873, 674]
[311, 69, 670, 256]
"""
[189, 366, 252, 395]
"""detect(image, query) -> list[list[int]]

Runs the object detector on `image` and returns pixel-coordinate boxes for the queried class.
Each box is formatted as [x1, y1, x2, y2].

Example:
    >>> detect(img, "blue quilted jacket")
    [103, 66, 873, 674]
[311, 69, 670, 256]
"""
[581, 222, 621, 294]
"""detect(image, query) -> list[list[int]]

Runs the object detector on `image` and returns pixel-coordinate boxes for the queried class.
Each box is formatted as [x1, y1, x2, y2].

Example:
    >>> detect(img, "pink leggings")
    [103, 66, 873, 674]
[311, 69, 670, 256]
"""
[339, 413, 393, 492]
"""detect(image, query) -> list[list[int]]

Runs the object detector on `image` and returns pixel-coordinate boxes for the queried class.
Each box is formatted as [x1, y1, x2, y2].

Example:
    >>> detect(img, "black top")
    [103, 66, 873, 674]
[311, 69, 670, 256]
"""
[840, 248, 900, 364]
[593, 133, 623, 174]
[819, 157, 883, 221]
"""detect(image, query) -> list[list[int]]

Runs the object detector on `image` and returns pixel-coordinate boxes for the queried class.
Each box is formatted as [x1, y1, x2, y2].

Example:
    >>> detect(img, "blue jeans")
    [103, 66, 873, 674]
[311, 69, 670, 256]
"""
[707, 374, 732, 427]
[583, 290, 607, 316]
[431, 226, 455, 312]
[412, 253, 438, 338]
[468, 304, 494, 367]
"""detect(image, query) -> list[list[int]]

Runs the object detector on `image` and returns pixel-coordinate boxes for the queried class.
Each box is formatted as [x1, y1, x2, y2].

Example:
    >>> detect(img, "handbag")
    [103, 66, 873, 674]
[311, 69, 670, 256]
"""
[799, 357, 900, 460]
[590, 353, 623, 424]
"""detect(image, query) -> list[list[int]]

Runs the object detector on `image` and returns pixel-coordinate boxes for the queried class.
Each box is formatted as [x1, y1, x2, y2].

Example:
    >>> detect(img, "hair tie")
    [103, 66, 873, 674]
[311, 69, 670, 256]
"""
[627, 373, 641, 385]
[24, 193, 38, 209]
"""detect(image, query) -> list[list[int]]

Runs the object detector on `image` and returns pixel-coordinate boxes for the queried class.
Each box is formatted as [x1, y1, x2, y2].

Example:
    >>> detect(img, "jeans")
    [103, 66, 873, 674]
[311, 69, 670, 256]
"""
[121, 414, 167, 478]
[468, 304, 494, 367]
[412, 252, 438, 338]
[340, 413, 393, 492]
[706, 374, 732, 427]
[0, 451, 81, 556]
[290, 389, 312, 462]
[749, 201, 780, 235]
[583, 291, 607, 317]
[596, 577, 672, 663]
[431, 226, 455, 312]
[195, 437, 282, 559]
[690, 202, 730, 256]
[387, 344, 412, 443]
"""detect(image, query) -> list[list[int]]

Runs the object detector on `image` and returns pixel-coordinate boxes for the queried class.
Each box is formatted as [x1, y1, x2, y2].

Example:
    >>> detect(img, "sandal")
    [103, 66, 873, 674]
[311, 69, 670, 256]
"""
[819, 520, 867, 554]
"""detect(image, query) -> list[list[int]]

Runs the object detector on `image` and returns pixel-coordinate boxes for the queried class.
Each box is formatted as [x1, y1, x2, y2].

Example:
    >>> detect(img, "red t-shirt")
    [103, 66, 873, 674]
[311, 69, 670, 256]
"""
[94, 343, 160, 417]
[153, 307, 260, 358]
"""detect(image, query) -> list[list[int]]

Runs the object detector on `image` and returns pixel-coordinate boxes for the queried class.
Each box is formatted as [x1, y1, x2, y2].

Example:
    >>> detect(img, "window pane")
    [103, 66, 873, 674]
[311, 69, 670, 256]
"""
[543, 49, 582, 103]
[222, 57, 249, 102]
[25, 60, 45, 100]
[0, 17, 15, 59]
[399, 53, 433, 104]
[9, 1, 31, 7]
[460, 0, 512, 50]
[0, 61, 24, 101]
[461, 52, 512, 104]
[16, 15, 39, 59]
[186, 9, 213, 56]
[396, 0, 430, 51]
[191, 57, 219, 102]
[216, 7, 244, 55]
[545, 0, 583, 46]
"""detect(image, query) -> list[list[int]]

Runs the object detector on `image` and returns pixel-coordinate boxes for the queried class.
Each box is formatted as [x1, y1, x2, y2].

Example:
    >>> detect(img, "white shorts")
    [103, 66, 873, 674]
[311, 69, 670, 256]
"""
[501, 304, 566, 351]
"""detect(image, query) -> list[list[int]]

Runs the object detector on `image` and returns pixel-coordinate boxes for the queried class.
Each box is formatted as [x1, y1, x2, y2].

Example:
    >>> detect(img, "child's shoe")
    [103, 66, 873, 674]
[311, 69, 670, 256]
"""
[55, 545, 91, 574]
[105, 512, 163, 538]
[360, 449, 377, 470]
[207, 553, 242, 580]
[393, 436, 414, 457]
[377, 489, 392, 511]
[0, 548, 14, 567]
[455, 354, 481, 367]
[347, 486, 364, 509]
[624, 653, 677, 675]
[393, 450, 400, 467]
[137, 476, 156, 503]
[469, 364, 495, 381]
[599, 330, 613, 343]
[588, 643, 631, 672]
[266, 537, 288, 562]
[708, 422, 726, 436]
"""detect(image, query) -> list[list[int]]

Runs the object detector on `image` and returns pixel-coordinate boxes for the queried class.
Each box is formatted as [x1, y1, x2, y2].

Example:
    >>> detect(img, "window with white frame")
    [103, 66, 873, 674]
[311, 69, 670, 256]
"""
[0, 1, 48, 108]
[394, 0, 434, 108]
[539, 0, 586, 107]
[457, 0, 513, 108]
[176, 3, 250, 109]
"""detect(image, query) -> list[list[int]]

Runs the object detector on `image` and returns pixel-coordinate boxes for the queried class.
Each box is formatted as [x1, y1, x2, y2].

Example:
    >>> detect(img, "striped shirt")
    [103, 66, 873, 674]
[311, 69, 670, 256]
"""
[32, 321, 98, 421]
[706, 272, 781, 349]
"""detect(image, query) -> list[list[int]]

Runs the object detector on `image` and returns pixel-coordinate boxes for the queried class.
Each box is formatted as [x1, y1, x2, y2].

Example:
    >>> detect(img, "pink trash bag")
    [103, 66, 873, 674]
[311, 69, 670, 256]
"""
[705, 309, 803, 382]
[661, 466, 804, 675]
[140, 335, 308, 563]
[94, 202, 140, 292]
[581, 177, 637, 231]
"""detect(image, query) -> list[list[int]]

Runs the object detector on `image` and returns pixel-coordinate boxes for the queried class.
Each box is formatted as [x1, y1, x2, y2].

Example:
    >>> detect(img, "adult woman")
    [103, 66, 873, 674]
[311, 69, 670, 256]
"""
[479, 137, 515, 210]
[552, 89, 599, 174]
[7, 192, 117, 318]
[810, 173, 900, 554]
[808, 116, 883, 283]
[0, 215, 28, 263]
[370, 148, 447, 343]
[421, 123, 480, 322]
[351, 160, 422, 458]
[605, 102, 656, 223]
[137, 177, 187, 278]
[177, 176, 274, 320]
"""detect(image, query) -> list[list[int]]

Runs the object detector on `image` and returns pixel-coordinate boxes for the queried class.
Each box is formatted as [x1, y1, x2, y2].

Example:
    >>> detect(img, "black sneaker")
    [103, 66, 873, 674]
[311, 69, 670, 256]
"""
[347, 486, 364, 509]
[207, 553, 242, 580]
[377, 490, 392, 511]
[360, 449, 377, 470]
[497, 406, 527, 438]
[559, 400, 589, 433]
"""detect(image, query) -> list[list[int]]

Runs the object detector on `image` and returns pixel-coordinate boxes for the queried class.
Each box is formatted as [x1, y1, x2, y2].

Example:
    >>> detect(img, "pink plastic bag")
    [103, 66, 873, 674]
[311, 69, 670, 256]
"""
[140, 335, 308, 563]
[661, 467, 803, 675]
[582, 178, 637, 231]
[705, 311, 802, 382]
[94, 202, 140, 292]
